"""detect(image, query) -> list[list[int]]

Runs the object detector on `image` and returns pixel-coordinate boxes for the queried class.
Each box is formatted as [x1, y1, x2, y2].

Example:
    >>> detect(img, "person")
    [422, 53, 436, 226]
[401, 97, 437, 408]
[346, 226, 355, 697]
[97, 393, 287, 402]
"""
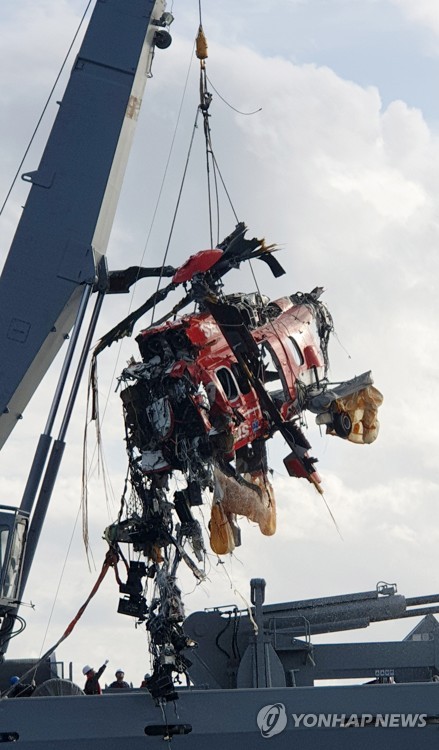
[109, 669, 130, 689]
[140, 673, 151, 688]
[82, 660, 108, 695]
[8, 675, 36, 698]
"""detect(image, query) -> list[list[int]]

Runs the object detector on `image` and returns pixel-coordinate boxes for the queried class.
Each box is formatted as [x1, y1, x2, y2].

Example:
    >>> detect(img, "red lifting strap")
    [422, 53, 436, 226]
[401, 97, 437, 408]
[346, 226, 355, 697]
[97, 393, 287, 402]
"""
[62, 549, 118, 639]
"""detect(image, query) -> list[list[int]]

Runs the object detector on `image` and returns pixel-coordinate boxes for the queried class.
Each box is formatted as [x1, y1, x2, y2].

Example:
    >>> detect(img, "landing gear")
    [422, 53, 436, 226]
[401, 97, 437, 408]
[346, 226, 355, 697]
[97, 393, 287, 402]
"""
[333, 411, 352, 439]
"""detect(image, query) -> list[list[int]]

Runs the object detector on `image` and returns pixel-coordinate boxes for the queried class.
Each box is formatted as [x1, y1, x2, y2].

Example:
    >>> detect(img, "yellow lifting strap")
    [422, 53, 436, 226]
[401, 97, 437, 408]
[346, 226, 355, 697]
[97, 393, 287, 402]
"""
[196, 24, 208, 61]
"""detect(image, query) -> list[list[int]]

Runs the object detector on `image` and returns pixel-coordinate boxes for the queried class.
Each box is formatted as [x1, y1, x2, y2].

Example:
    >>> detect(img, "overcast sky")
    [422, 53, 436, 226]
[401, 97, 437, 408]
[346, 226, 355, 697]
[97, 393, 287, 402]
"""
[0, 0, 439, 688]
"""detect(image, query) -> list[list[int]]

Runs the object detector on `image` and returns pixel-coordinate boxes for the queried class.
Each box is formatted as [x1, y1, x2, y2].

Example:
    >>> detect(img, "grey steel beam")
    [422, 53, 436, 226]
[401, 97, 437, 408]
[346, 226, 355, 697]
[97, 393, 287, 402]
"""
[0, 0, 165, 450]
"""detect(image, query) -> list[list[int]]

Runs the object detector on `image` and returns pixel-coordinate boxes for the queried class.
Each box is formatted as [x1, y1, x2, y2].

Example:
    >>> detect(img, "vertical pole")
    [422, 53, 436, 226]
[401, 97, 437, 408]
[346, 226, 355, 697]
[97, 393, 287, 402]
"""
[251, 578, 267, 687]
[19, 291, 105, 600]
[20, 284, 93, 515]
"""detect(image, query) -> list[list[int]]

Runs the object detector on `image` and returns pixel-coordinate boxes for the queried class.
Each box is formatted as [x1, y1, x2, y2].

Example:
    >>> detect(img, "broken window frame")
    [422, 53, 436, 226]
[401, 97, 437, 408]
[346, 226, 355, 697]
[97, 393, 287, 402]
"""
[257, 341, 289, 401]
[230, 362, 251, 395]
[286, 335, 304, 366]
[215, 367, 240, 402]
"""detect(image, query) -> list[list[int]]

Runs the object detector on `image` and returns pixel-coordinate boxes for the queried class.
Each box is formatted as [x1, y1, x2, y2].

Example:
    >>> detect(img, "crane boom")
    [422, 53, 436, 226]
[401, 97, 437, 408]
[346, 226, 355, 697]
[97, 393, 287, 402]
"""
[0, 0, 167, 450]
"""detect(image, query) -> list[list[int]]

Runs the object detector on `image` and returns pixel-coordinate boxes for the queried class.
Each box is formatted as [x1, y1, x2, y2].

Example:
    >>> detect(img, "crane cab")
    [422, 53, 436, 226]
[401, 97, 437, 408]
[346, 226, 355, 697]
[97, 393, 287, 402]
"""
[0, 507, 28, 612]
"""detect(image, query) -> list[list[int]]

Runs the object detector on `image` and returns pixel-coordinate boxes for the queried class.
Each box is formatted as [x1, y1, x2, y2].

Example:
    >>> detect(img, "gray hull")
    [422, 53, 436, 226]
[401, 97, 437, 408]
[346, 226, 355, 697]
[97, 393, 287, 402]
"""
[2, 683, 439, 748]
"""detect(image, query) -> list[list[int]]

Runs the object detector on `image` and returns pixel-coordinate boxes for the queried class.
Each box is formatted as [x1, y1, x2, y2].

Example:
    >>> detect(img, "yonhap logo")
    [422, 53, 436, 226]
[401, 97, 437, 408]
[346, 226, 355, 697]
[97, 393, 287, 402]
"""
[257, 703, 288, 738]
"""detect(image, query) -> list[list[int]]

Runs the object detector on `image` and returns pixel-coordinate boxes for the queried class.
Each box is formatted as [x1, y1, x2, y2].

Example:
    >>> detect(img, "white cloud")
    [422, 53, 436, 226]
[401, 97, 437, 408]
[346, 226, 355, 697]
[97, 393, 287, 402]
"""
[321, 159, 428, 220]
[390, 0, 439, 36]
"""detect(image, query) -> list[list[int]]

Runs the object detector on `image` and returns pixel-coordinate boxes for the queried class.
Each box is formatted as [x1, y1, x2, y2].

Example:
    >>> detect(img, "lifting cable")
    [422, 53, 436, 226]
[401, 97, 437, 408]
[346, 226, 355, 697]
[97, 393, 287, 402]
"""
[196, 22, 239, 248]
[0, 0, 93, 218]
[151, 106, 201, 322]
[195, 4, 262, 295]
[151, 10, 242, 303]
[197, 24, 215, 248]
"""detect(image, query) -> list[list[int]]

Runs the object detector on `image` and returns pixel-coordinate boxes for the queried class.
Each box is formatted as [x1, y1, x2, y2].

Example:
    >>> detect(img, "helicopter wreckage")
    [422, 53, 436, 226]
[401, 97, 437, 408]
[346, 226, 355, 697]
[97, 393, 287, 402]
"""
[95, 222, 382, 700]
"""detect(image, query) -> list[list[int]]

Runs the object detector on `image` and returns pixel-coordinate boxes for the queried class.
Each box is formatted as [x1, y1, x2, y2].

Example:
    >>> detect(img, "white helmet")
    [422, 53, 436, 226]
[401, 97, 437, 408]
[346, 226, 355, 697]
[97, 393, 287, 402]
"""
[82, 664, 93, 675]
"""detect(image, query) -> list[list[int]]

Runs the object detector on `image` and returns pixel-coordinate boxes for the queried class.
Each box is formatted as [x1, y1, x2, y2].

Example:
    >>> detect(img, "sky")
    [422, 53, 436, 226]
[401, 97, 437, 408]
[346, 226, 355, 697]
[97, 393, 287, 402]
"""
[0, 0, 439, 689]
